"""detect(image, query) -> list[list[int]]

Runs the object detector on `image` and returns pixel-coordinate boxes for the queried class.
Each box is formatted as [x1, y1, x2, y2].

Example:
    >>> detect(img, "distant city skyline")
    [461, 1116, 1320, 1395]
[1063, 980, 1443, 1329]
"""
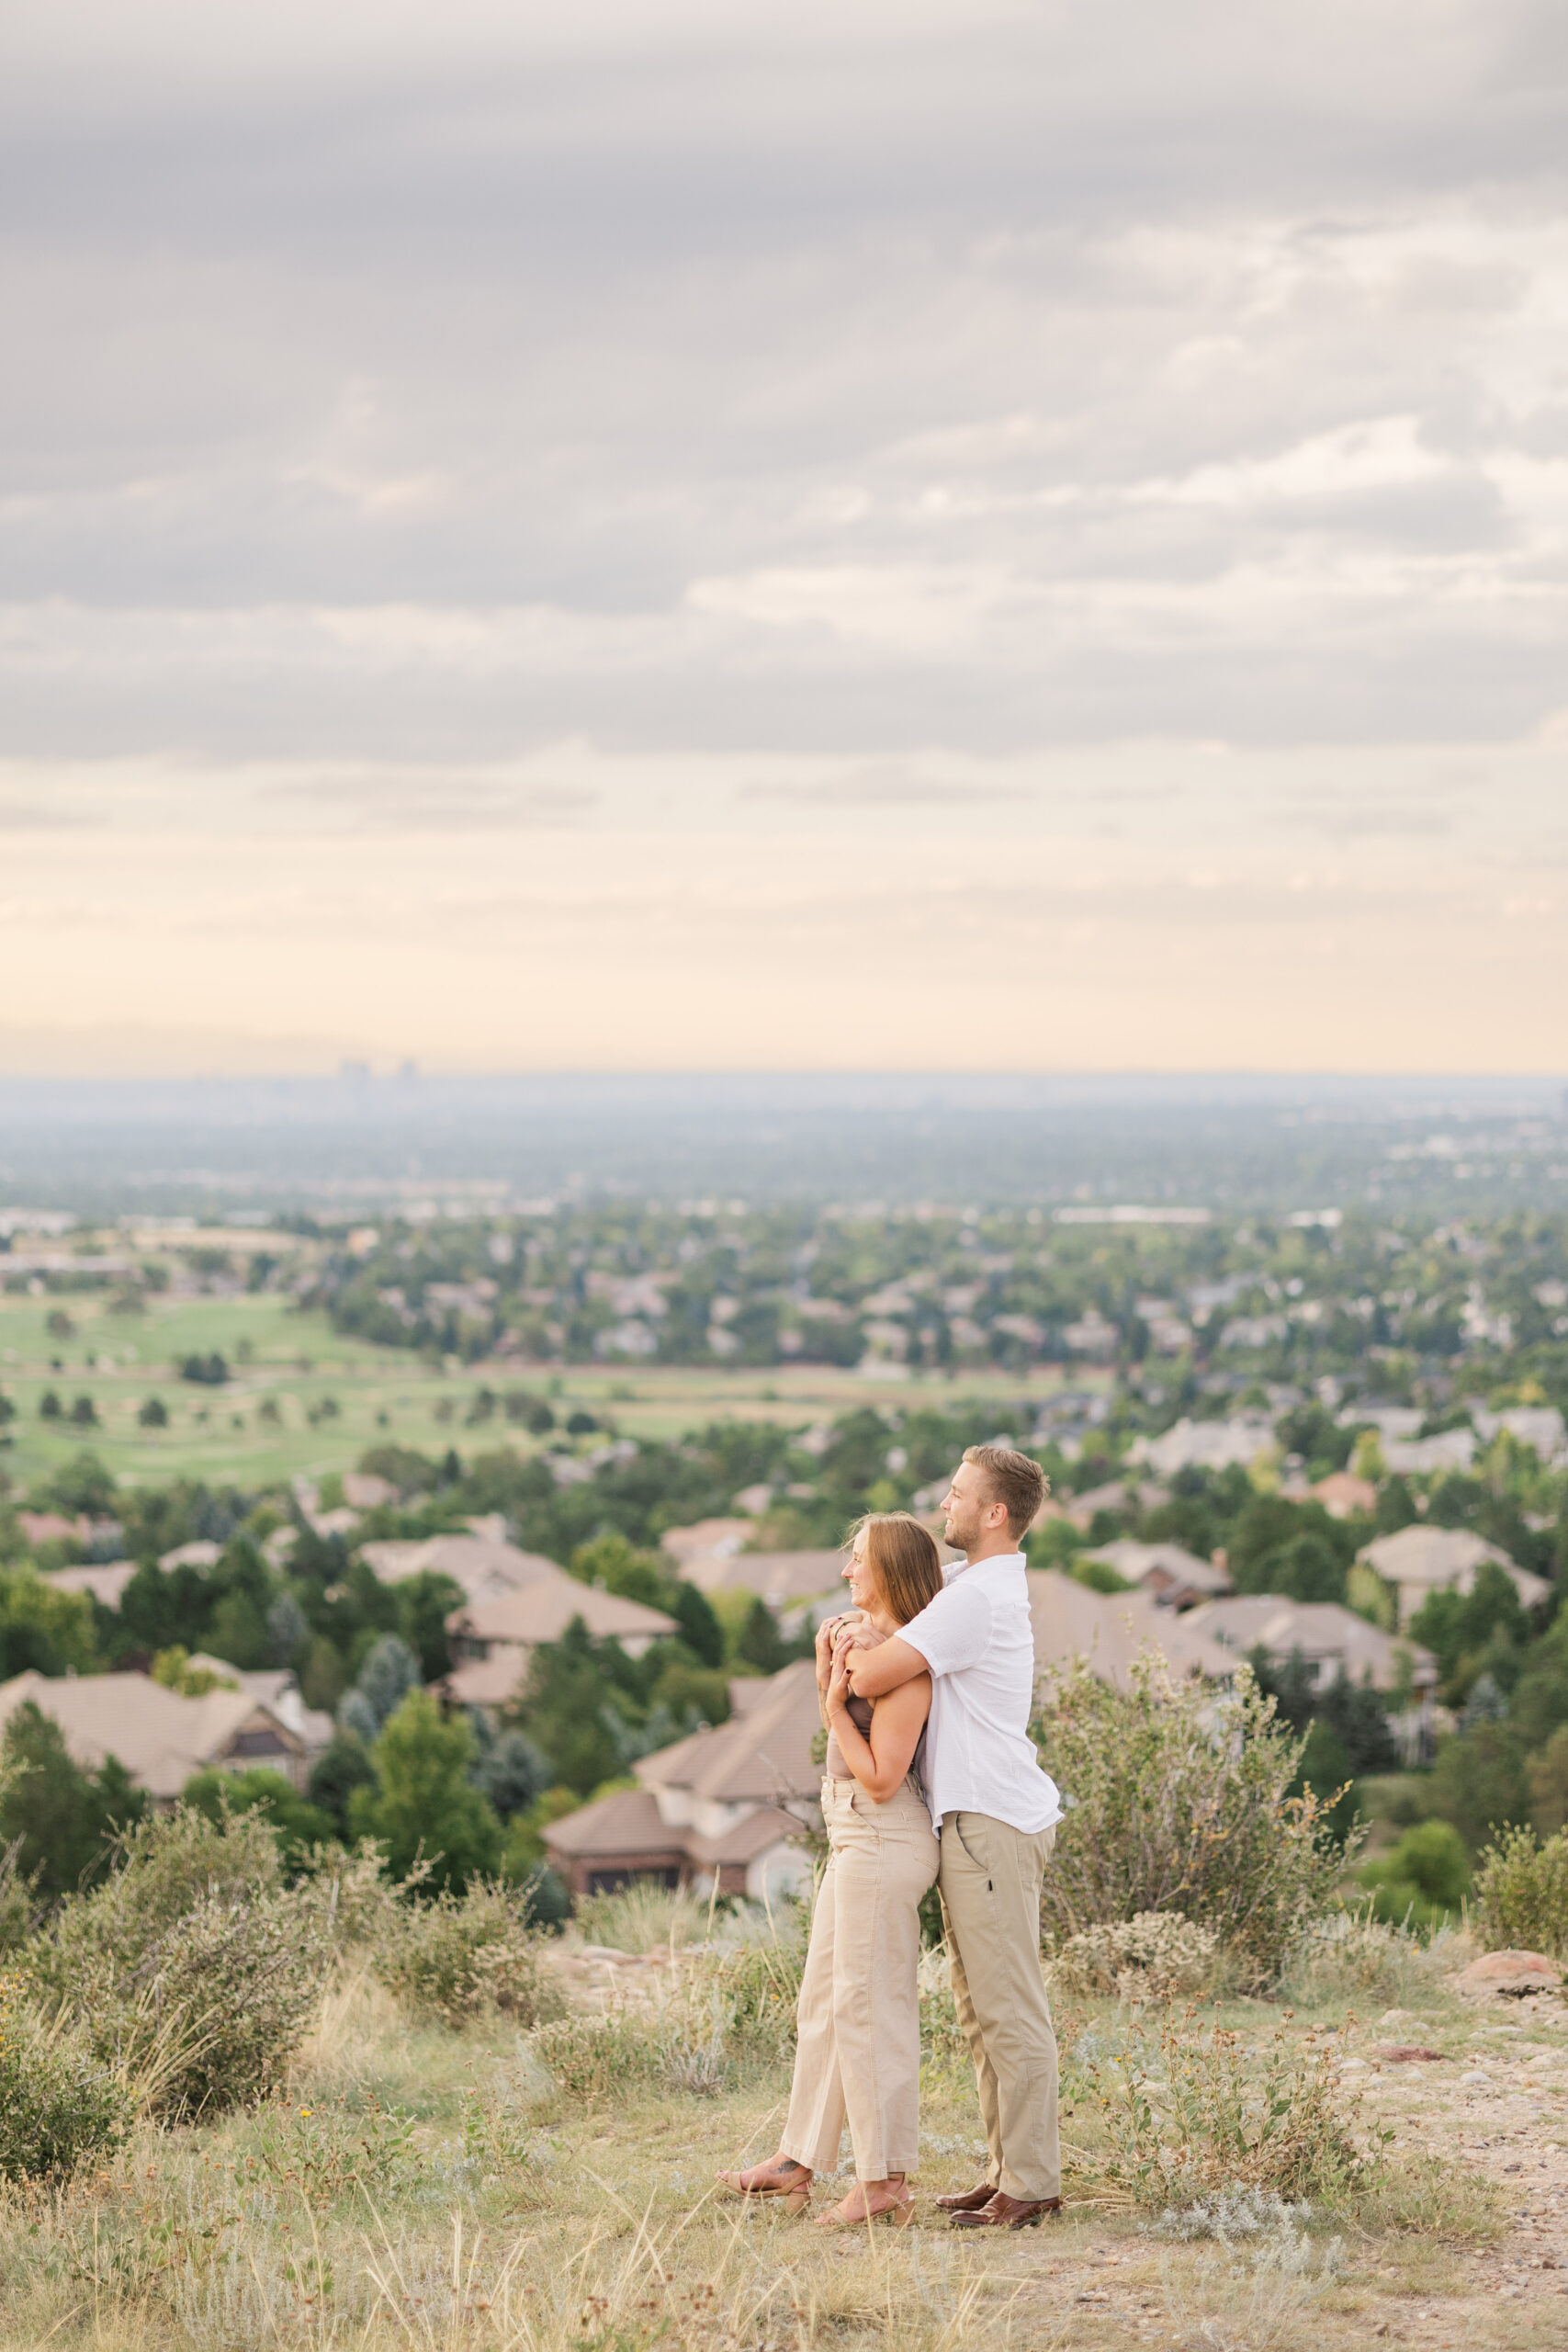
[4, 3, 1566, 1072]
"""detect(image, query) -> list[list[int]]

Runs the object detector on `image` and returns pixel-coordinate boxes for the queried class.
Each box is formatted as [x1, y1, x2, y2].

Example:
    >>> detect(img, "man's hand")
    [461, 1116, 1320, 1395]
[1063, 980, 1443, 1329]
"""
[832, 1620, 886, 1661]
[841, 1632, 928, 1701]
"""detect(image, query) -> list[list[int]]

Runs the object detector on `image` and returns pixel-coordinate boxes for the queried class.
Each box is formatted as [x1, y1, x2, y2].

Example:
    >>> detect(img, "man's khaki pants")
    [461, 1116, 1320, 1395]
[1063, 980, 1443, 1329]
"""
[938, 1811, 1059, 2202]
[780, 1777, 939, 2182]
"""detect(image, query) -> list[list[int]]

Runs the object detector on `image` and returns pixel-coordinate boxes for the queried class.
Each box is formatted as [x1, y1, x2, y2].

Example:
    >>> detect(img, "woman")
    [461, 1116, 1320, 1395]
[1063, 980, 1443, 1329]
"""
[718, 1511, 943, 2227]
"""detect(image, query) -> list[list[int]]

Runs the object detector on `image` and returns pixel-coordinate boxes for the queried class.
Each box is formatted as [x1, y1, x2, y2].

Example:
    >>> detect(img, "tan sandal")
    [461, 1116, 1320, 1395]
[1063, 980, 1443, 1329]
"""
[716, 2159, 812, 2214]
[812, 2182, 916, 2229]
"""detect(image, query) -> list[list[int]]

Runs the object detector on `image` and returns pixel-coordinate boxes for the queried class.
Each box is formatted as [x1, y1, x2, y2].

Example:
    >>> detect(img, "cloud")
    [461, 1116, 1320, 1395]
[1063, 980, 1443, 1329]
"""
[3, 2, 1567, 1064]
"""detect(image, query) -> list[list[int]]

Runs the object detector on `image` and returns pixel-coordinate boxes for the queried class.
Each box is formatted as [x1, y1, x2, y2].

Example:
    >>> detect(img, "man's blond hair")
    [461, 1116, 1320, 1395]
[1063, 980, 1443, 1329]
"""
[963, 1443, 1047, 1541]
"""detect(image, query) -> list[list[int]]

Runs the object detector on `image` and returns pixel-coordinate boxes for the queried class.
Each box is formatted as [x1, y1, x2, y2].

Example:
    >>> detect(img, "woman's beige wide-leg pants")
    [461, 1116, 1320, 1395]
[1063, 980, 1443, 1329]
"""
[779, 1777, 939, 2182]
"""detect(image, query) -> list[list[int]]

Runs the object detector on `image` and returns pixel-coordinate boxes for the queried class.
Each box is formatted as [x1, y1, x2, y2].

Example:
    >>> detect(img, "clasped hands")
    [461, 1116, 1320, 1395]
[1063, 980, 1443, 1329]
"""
[815, 1611, 886, 1716]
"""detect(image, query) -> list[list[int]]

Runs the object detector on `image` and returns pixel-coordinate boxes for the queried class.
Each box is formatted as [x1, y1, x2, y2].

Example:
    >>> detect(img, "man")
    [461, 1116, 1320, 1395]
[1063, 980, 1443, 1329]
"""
[836, 1442, 1063, 2228]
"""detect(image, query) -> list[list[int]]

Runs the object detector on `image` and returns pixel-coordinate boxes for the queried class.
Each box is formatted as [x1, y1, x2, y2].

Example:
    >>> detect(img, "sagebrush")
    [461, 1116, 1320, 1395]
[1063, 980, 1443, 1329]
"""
[1472, 1825, 1568, 1959]
[0, 1973, 130, 2180]
[370, 1876, 565, 2027]
[23, 1803, 334, 2119]
[1077, 2006, 1375, 2207]
[1035, 1657, 1351, 1985]
[1052, 1909, 1219, 1998]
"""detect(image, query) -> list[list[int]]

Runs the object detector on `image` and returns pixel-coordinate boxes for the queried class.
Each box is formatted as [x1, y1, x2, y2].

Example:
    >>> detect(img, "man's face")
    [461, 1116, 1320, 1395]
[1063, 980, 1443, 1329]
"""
[941, 1459, 995, 1552]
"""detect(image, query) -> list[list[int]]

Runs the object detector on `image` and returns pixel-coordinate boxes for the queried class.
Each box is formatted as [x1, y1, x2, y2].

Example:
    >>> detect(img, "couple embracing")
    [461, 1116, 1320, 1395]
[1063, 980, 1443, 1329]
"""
[719, 1444, 1063, 2231]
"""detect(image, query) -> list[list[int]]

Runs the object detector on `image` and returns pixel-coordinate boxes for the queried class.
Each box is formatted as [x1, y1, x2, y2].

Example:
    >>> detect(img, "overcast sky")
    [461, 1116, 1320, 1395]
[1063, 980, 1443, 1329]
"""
[4, 0, 1566, 1073]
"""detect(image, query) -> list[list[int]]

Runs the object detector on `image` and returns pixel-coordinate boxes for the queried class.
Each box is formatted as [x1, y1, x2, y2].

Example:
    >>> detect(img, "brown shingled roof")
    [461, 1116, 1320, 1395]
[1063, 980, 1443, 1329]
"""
[635, 1658, 822, 1809]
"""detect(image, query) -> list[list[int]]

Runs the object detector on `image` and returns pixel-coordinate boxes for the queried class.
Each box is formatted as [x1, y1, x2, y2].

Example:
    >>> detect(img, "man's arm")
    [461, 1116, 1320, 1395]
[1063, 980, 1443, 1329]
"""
[839, 1630, 929, 1699]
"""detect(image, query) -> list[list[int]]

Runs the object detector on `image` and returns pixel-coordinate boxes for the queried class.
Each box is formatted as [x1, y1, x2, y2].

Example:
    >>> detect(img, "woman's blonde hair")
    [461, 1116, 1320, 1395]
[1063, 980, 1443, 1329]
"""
[847, 1511, 943, 1627]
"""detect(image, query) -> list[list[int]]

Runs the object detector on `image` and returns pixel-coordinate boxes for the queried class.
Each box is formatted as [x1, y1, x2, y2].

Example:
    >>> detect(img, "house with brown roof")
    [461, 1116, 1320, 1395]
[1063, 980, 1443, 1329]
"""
[1180, 1596, 1438, 1741]
[44, 1559, 138, 1610]
[1355, 1525, 1550, 1629]
[183, 1655, 336, 1760]
[1309, 1471, 1378, 1520]
[544, 1657, 821, 1901]
[680, 1547, 849, 1622]
[360, 1533, 566, 1608]
[0, 1669, 309, 1800]
[1025, 1570, 1237, 1690]
[1080, 1539, 1231, 1610]
[442, 1578, 676, 1709]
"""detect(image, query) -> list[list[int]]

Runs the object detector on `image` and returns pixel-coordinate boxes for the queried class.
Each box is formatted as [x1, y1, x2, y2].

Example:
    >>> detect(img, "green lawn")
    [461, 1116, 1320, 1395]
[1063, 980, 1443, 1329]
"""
[0, 1291, 1077, 1494]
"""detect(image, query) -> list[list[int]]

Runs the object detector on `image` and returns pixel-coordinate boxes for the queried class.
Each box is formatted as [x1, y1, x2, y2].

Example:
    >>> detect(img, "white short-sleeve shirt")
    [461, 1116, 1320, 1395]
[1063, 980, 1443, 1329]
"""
[898, 1551, 1062, 1835]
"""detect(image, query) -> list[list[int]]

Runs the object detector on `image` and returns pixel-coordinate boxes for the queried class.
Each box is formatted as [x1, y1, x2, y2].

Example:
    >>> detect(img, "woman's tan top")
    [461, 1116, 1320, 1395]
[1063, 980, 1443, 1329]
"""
[825, 1691, 927, 1795]
[824, 1691, 874, 1780]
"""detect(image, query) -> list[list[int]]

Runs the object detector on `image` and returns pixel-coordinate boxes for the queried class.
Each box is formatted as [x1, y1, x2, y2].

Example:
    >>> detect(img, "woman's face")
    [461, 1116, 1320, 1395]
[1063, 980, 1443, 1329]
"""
[841, 1529, 878, 1612]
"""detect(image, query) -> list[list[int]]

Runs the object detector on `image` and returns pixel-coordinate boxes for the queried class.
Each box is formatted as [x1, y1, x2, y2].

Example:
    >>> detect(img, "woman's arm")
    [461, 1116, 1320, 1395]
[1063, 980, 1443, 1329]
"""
[825, 1661, 931, 1803]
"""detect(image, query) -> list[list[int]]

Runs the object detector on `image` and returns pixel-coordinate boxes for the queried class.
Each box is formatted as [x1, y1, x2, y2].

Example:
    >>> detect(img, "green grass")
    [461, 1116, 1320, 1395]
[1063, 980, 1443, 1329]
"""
[0, 1290, 1073, 1495]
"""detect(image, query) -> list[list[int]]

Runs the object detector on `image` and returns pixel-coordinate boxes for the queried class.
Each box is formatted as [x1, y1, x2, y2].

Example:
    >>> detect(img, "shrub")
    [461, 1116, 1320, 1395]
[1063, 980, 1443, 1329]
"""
[1078, 2007, 1373, 2208]
[1035, 1658, 1348, 1986]
[704, 1901, 810, 2067]
[528, 2009, 661, 2102]
[1070, 1557, 1133, 1594]
[528, 1983, 733, 2103]
[1358, 1819, 1469, 1928]
[1052, 1909, 1219, 1999]
[1472, 1825, 1568, 1959]
[308, 1734, 378, 1838]
[0, 1976, 130, 2179]
[1280, 1909, 1461, 2010]
[574, 1883, 715, 1955]
[370, 1878, 565, 2027]
[24, 1804, 333, 2119]
[235, 2094, 416, 2211]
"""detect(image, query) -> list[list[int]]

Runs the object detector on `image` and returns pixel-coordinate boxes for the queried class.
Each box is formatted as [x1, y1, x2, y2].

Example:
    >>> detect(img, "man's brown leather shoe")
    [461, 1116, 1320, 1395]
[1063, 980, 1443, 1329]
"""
[950, 2191, 1062, 2230]
[932, 2182, 998, 2213]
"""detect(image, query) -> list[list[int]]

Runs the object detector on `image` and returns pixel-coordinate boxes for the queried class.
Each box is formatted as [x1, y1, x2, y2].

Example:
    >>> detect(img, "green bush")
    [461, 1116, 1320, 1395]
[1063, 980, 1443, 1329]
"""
[1472, 1825, 1568, 1959]
[1078, 2007, 1372, 2207]
[25, 1804, 333, 2119]
[1358, 1820, 1469, 1928]
[0, 1975, 131, 2180]
[1034, 1658, 1347, 1987]
[370, 1878, 565, 2027]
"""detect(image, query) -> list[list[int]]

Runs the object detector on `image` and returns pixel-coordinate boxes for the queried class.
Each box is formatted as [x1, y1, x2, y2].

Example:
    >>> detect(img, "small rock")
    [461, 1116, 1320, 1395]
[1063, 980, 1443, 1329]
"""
[1461, 2070, 1494, 2087]
[1339, 2058, 1368, 2074]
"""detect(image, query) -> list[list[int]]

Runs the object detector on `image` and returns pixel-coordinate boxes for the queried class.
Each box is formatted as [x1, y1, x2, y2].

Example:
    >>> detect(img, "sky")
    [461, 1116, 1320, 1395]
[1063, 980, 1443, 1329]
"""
[3, 0, 1566, 1075]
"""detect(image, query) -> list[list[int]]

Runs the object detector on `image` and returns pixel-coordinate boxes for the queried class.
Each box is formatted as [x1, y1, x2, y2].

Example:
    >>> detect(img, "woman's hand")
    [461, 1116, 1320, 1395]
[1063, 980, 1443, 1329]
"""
[826, 1646, 853, 1722]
